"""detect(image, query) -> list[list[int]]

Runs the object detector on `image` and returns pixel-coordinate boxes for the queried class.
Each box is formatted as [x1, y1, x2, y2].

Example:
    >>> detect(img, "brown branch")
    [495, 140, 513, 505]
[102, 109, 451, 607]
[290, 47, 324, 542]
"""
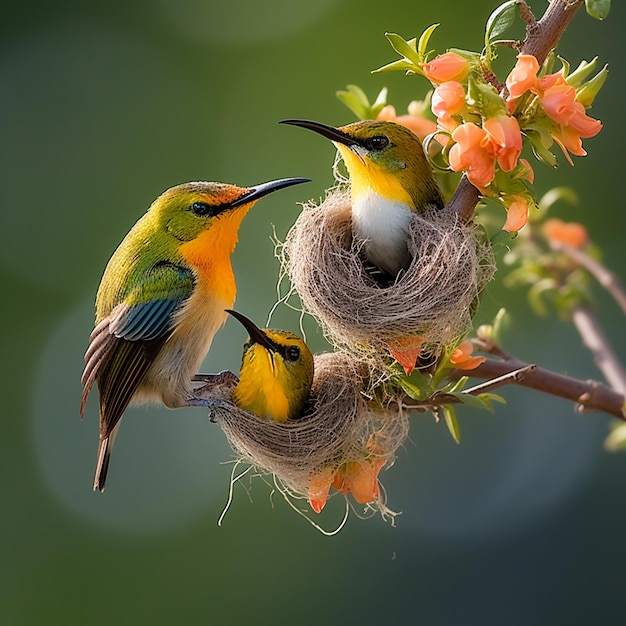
[521, 0, 585, 66]
[450, 0, 586, 223]
[461, 342, 626, 420]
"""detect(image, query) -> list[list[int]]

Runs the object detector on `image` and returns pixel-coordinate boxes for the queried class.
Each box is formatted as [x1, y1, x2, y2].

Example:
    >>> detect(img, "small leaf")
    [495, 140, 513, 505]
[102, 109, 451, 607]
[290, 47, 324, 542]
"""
[373, 59, 419, 75]
[442, 405, 461, 444]
[476, 392, 507, 410]
[397, 377, 425, 401]
[418, 23, 440, 58]
[525, 130, 559, 168]
[384, 32, 421, 65]
[485, 0, 518, 48]
[491, 230, 516, 246]
[528, 278, 557, 316]
[585, 0, 610, 20]
[447, 376, 470, 394]
[449, 391, 492, 410]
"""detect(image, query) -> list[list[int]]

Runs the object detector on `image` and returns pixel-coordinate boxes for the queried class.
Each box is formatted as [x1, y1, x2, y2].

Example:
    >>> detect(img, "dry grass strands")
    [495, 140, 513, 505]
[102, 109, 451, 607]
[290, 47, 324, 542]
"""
[280, 186, 496, 366]
[210, 351, 410, 504]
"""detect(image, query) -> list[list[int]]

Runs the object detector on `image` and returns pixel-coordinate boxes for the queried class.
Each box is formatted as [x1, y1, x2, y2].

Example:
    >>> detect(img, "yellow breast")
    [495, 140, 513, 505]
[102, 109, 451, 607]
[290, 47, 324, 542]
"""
[233, 345, 291, 422]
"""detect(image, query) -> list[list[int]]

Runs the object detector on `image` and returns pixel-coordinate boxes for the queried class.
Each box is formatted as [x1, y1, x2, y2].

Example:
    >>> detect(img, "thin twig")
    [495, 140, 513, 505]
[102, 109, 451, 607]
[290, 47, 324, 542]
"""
[571, 305, 626, 395]
[550, 240, 626, 315]
[401, 364, 536, 412]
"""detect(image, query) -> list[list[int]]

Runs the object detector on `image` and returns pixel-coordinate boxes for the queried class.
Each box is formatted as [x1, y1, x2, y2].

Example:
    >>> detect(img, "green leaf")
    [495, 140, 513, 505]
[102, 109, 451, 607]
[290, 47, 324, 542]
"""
[525, 129, 558, 168]
[528, 278, 557, 316]
[373, 59, 419, 75]
[397, 376, 426, 401]
[384, 32, 421, 65]
[476, 392, 507, 410]
[485, 1, 519, 48]
[448, 391, 492, 411]
[491, 230, 516, 246]
[447, 376, 469, 394]
[418, 23, 440, 58]
[336, 84, 388, 120]
[585, 0, 610, 20]
[442, 405, 461, 444]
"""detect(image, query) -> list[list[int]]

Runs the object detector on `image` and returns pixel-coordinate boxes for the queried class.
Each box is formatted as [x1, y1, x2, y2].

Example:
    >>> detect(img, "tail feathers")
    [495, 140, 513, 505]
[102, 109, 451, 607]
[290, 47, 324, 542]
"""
[93, 426, 119, 492]
[93, 437, 111, 492]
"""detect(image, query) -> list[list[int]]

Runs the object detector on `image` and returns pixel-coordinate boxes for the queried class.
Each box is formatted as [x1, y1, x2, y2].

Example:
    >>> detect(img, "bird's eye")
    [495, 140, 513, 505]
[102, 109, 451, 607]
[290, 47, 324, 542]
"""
[285, 346, 300, 362]
[366, 135, 389, 151]
[191, 201, 213, 217]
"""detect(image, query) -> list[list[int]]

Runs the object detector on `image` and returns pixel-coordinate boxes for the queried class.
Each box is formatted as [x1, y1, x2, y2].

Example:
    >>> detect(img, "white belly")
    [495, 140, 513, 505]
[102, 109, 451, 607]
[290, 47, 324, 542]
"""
[351, 190, 414, 276]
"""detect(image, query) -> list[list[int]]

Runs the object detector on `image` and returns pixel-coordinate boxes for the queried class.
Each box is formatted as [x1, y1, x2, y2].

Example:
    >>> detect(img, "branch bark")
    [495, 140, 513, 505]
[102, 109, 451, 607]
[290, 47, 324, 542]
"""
[457, 340, 626, 420]
[450, 0, 586, 223]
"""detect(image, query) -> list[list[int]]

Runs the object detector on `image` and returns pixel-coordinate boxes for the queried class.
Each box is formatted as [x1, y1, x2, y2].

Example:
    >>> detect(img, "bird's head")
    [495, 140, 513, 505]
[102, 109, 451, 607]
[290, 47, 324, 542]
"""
[150, 178, 309, 244]
[227, 309, 314, 422]
[280, 118, 443, 210]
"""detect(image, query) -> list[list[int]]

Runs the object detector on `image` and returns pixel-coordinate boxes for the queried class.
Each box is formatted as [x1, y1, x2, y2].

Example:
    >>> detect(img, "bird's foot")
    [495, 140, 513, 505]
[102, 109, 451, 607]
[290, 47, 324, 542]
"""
[184, 396, 225, 422]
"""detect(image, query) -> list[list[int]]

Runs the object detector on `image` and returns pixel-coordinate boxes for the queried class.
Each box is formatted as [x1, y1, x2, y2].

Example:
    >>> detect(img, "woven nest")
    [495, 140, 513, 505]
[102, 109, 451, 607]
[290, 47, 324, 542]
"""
[279, 186, 496, 366]
[210, 351, 409, 502]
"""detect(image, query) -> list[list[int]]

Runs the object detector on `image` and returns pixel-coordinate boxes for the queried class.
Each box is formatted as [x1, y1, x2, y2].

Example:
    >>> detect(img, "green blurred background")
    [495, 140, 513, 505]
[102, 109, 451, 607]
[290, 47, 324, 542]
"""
[2, 1, 625, 624]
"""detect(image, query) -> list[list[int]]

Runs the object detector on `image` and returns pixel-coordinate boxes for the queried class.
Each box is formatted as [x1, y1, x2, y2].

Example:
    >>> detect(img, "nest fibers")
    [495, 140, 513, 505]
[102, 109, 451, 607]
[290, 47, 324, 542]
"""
[210, 351, 409, 504]
[280, 186, 496, 365]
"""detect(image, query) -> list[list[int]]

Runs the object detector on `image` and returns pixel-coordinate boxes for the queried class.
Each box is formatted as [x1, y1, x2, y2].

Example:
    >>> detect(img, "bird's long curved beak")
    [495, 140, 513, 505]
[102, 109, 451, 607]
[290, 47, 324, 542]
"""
[279, 118, 360, 147]
[226, 309, 278, 353]
[231, 177, 310, 208]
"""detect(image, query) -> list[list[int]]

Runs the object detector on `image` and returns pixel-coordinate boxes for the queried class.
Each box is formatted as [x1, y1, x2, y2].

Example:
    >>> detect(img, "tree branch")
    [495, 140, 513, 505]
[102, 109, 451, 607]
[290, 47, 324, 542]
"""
[459, 339, 626, 420]
[450, 0, 586, 223]
[550, 240, 626, 316]
[571, 305, 626, 395]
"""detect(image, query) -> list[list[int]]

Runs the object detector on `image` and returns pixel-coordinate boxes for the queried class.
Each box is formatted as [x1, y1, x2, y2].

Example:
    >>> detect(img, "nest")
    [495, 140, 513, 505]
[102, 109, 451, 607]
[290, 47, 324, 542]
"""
[280, 186, 496, 366]
[210, 351, 409, 504]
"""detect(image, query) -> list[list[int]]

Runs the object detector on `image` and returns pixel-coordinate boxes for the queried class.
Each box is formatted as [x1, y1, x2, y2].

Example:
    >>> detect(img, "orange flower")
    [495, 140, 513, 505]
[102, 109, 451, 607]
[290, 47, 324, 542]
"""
[307, 467, 336, 513]
[506, 54, 540, 99]
[387, 335, 425, 376]
[542, 218, 588, 248]
[422, 52, 470, 84]
[483, 115, 523, 172]
[538, 73, 602, 162]
[377, 104, 437, 141]
[431, 80, 466, 117]
[449, 122, 495, 188]
[449, 339, 485, 370]
[502, 194, 530, 232]
[332, 457, 386, 505]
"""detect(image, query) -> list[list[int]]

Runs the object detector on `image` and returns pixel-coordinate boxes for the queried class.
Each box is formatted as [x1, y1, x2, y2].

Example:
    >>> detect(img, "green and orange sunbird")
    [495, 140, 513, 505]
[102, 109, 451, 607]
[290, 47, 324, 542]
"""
[280, 119, 444, 277]
[226, 309, 314, 423]
[80, 177, 309, 491]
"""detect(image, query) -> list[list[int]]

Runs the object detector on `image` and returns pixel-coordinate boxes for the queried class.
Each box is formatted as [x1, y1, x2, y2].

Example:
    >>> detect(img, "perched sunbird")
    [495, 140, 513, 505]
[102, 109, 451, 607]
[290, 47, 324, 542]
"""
[80, 177, 309, 491]
[280, 118, 444, 277]
[227, 309, 314, 422]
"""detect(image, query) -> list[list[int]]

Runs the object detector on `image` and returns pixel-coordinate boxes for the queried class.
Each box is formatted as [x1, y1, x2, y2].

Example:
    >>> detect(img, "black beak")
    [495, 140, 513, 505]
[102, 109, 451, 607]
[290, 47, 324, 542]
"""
[279, 118, 360, 147]
[230, 177, 310, 208]
[226, 309, 278, 353]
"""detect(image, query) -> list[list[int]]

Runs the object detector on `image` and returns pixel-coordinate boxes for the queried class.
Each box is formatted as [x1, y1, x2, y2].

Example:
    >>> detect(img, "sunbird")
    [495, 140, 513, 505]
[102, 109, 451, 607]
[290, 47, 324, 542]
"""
[227, 309, 314, 422]
[280, 118, 444, 277]
[80, 177, 309, 491]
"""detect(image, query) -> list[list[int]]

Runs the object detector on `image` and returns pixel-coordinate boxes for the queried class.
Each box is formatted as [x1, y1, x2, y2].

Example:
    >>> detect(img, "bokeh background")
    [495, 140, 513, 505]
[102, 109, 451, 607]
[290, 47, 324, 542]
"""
[2, 1, 625, 624]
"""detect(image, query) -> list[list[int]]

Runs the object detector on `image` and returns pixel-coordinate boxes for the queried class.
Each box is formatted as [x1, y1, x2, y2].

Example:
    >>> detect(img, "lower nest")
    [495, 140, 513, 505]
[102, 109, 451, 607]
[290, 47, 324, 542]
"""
[211, 351, 409, 497]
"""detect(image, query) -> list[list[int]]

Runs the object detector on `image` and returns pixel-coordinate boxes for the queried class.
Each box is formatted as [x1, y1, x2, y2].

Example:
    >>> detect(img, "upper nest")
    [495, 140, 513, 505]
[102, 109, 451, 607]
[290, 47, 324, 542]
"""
[280, 186, 496, 365]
